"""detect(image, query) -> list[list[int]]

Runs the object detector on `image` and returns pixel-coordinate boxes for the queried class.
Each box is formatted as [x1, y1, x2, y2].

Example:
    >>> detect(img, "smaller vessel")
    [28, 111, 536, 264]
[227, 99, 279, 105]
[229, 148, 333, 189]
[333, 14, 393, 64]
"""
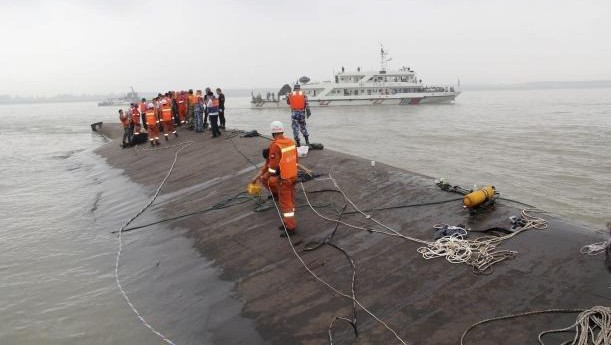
[98, 87, 140, 106]
[250, 91, 283, 108]
[250, 84, 292, 108]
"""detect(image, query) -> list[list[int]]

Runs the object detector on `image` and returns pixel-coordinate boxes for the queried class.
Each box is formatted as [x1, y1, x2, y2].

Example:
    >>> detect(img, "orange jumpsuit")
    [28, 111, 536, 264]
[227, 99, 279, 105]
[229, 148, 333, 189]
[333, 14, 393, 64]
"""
[178, 94, 187, 124]
[145, 109, 159, 143]
[261, 135, 298, 231]
[160, 102, 176, 138]
[131, 107, 142, 134]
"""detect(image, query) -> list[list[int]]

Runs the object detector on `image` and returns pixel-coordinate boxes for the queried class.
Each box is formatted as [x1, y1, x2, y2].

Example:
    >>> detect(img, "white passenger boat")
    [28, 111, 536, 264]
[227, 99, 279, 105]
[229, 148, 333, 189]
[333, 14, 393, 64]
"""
[251, 47, 460, 108]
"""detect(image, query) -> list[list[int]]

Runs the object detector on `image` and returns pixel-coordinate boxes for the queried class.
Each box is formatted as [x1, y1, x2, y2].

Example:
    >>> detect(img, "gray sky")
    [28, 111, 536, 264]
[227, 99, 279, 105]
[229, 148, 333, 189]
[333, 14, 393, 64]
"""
[2, 0, 610, 96]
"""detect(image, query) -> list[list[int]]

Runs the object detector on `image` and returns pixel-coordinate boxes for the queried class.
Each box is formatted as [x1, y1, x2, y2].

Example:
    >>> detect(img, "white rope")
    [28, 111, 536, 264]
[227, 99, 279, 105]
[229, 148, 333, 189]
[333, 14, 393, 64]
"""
[418, 208, 548, 274]
[460, 306, 611, 345]
[114, 141, 193, 345]
[312, 175, 549, 275]
[551, 306, 611, 345]
[580, 241, 609, 256]
[268, 179, 408, 345]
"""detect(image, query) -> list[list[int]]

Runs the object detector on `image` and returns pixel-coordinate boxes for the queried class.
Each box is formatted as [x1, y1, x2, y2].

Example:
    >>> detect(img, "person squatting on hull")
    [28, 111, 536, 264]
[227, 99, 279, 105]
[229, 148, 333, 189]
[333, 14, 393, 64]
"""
[286, 84, 311, 147]
[252, 121, 299, 237]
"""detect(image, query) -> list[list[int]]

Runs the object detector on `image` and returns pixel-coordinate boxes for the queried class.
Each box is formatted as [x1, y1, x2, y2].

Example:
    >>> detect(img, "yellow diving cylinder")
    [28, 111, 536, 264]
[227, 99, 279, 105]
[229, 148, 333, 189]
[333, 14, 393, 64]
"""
[247, 182, 262, 196]
[463, 185, 495, 208]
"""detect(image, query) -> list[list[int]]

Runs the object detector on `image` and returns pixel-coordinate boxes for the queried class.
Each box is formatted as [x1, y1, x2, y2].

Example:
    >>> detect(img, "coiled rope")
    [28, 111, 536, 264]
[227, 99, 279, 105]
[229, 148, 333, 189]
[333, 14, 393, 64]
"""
[302, 175, 549, 275]
[460, 306, 611, 345]
[114, 140, 193, 345]
[580, 222, 610, 256]
[418, 209, 549, 274]
[581, 241, 610, 256]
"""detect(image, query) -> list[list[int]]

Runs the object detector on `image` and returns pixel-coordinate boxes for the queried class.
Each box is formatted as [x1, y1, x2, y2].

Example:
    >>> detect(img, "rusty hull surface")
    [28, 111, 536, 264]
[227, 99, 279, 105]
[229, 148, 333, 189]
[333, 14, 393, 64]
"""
[95, 124, 609, 345]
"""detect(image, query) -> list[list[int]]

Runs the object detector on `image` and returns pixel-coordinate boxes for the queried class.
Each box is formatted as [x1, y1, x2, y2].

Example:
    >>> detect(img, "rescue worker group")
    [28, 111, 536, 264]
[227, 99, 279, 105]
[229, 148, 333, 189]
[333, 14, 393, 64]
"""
[118, 84, 313, 237]
[118, 87, 226, 147]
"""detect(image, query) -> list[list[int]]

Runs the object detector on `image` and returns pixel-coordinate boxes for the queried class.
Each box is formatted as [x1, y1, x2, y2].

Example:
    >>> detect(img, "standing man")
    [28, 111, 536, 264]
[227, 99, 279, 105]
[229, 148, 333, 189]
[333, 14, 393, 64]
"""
[179, 91, 188, 126]
[144, 103, 160, 146]
[185, 90, 195, 128]
[130, 103, 142, 136]
[160, 99, 177, 140]
[286, 84, 311, 147]
[252, 121, 298, 237]
[216, 88, 226, 129]
[206, 90, 221, 137]
[203, 88, 212, 129]
[193, 90, 204, 132]
[119, 109, 132, 148]
[139, 98, 148, 130]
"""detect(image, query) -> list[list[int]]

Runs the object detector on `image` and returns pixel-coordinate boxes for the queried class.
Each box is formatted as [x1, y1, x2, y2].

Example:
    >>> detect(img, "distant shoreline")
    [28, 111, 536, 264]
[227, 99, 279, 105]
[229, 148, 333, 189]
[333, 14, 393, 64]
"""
[2, 81, 611, 104]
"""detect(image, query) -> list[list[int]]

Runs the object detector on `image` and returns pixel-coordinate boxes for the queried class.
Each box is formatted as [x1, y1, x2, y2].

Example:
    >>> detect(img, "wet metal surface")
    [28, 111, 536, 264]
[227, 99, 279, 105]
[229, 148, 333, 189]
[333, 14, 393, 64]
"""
[96, 124, 609, 345]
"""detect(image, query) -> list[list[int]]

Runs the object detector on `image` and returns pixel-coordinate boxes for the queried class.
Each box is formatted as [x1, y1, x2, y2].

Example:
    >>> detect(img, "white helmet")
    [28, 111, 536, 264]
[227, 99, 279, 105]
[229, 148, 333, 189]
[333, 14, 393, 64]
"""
[147, 102, 154, 109]
[270, 120, 284, 133]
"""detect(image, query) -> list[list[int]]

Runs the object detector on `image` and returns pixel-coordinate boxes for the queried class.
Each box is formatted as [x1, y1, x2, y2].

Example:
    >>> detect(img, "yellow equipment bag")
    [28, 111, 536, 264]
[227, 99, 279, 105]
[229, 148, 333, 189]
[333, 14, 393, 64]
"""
[463, 185, 495, 208]
[247, 182, 262, 196]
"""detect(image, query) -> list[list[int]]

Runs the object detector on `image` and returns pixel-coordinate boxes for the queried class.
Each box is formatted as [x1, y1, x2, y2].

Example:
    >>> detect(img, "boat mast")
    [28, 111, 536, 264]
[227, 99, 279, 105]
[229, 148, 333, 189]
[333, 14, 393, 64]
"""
[379, 44, 391, 74]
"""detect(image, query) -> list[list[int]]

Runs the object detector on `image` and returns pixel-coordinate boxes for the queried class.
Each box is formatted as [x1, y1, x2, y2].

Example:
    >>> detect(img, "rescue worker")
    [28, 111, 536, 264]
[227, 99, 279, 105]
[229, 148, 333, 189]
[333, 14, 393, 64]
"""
[206, 90, 221, 137]
[185, 90, 195, 128]
[286, 84, 311, 147]
[193, 90, 204, 132]
[139, 98, 147, 129]
[205, 87, 214, 129]
[130, 103, 142, 136]
[216, 88, 226, 129]
[144, 103, 161, 146]
[252, 121, 298, 237]
[174, 91, 188, 125]
[119, 109, 132, 148]
[160, 99, 178, 140]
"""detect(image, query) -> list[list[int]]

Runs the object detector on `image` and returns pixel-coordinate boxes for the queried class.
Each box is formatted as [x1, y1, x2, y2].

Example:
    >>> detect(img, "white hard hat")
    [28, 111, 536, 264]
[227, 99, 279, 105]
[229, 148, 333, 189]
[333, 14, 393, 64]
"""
[270, 120, 284, 133]
[161, 100, 167, 105]
[147, 102, 154, 109]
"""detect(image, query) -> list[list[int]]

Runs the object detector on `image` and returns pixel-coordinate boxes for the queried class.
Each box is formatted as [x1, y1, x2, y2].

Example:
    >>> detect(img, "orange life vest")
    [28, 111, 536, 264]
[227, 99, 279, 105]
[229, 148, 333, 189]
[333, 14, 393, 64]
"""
[139, 102, 147, 113]
[119, 113, 129, 127]
[131, 108, 140, 124]
[161, 104, 172, 121]
[145, 109, 157, 126]
[274, 137, 297, 180]
[289, 91, 306, 110]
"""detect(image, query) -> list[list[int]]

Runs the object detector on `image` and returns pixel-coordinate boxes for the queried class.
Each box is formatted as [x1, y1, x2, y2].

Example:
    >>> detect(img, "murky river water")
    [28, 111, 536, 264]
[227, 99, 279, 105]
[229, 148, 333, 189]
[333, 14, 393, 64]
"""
[1, 88, 609, 343]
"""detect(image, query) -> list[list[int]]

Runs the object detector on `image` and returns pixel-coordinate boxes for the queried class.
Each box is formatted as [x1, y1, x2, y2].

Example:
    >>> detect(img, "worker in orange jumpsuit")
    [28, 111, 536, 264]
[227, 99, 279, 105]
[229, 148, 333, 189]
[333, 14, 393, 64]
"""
[144, 103, 160, 146]
[130, 103, 142, 136]
[119, 109, 132, 148]
[160, 99, 177, 140]
[252, 121, 299, 237]
[179, 91, 188, 125]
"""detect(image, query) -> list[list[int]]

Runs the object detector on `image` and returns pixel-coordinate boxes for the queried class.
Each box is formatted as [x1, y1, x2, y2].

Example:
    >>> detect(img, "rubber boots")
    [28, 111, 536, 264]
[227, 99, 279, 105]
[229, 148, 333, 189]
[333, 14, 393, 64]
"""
[295, 138, 301, 147]
[305, 135, 310, 146]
